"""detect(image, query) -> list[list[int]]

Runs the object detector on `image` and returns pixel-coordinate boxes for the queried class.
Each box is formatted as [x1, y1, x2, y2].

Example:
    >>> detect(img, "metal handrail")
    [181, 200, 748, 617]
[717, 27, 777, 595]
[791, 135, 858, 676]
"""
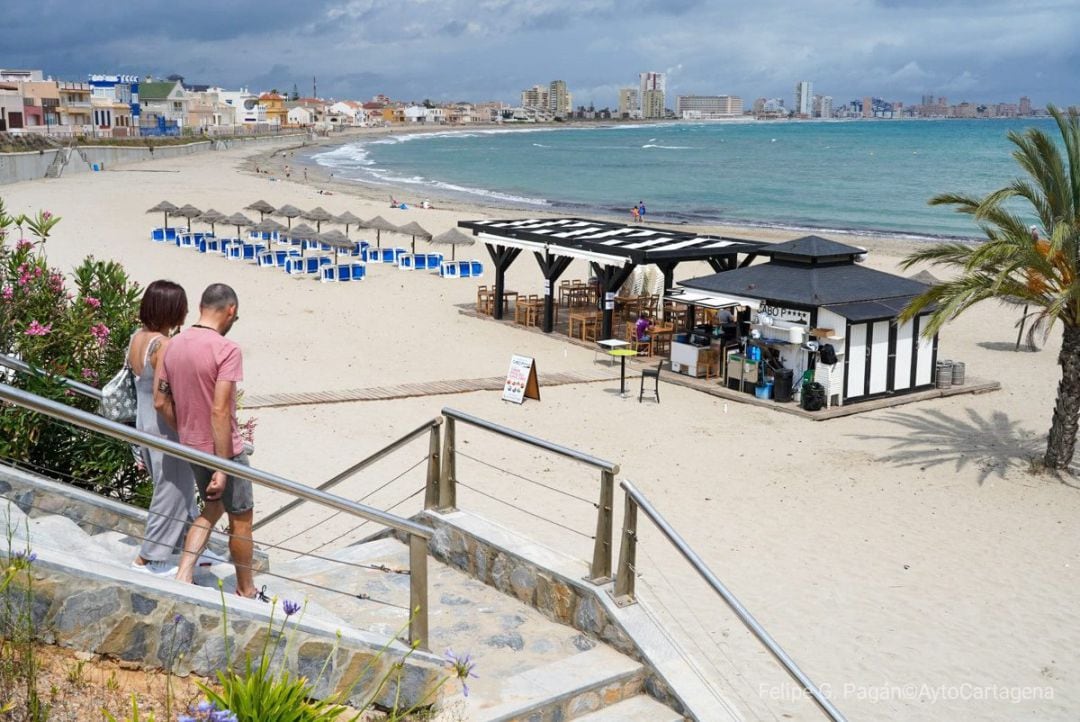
[438, 407, 618, 584]
[0, 353, 102, 401]
[0, 381, 432, 648]
[253, 417, 442, 531]
[614, 479, 846, 722]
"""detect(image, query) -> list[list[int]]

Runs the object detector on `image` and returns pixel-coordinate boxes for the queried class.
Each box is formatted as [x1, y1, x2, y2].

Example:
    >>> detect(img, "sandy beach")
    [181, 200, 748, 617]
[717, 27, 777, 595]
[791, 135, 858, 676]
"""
[2, 135, 1077, 721]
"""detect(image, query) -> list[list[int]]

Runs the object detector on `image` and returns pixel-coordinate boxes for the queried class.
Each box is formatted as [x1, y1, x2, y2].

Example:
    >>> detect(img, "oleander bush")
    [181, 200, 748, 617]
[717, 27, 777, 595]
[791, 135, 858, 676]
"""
[0, 196, 150, 505]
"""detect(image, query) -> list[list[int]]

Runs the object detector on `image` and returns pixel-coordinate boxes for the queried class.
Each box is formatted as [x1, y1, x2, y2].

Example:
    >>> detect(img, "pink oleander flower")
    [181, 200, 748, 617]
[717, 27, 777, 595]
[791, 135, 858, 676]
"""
[42, 211, 53, 221]
[239, 416, 258, 445]
[84, 296, 101, 308]
[33, 266, 42, 278]
[16, 239, 32, 252]
[90, 322, 110, 346]
[81, 368, 99, 382]
[1, 286, 12, 301]
[49, 273, 64, 292]
[25, 320, 52, 336]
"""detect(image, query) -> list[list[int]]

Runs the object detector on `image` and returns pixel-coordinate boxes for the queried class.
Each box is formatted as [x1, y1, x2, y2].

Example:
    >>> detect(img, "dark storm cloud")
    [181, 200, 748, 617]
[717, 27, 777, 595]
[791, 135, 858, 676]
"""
[4, 0, 1078, 107]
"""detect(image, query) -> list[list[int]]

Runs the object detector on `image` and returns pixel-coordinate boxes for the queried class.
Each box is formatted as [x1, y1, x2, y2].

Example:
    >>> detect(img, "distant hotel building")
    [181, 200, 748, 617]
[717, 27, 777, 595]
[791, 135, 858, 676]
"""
[638, 71, 666, 119]
[794, 81, 812, 117]
[548, 80, 571, 119]
[520, 84, 550, 110]
[618, 88, 639, 119]
[675, 95, 743, 119]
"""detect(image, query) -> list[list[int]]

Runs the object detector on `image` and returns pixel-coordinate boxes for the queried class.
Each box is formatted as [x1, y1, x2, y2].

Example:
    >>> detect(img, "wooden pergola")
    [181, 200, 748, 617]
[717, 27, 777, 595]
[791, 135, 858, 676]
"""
[457, 218, 765, 338]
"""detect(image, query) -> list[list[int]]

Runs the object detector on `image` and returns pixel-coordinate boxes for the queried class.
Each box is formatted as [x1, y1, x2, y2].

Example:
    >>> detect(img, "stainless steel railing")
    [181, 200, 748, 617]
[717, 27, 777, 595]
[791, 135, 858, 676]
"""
[0, 380, 433, 649]
[614, 479, 847, 722]
[0, 354, 102, 401]
[438, 407, 619, 584]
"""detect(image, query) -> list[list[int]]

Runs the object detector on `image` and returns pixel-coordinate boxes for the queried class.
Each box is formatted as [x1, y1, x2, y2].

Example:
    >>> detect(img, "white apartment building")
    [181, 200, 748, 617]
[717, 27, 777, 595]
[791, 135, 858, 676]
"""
[794, 81, 813, 117]
[618, 88, 639, 119]
[675, 95, 743, 119]
[520, 84, 549, 109]
[549, 80, 571, 119]
[639, 71, 666, 119]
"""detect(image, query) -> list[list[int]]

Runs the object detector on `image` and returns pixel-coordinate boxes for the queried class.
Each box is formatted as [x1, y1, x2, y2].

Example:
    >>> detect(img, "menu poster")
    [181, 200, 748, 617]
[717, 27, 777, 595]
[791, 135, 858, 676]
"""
[502, 355, 541, 404]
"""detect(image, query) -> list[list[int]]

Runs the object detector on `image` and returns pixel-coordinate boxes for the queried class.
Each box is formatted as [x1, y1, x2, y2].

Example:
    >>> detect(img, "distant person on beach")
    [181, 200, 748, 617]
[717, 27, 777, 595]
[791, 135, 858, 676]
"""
[284, 165, 291, 178]
[630, 206, 639, 223]
[129, 280, 198, 576]
[638, 201, 646, 222]
[157, 283, 265, 601]
[303, 168, 308, 181]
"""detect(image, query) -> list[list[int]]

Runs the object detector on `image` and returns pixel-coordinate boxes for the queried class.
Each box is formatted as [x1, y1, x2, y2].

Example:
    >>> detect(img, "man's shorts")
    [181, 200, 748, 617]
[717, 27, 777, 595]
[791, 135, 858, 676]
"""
[190, 453, 254, 515]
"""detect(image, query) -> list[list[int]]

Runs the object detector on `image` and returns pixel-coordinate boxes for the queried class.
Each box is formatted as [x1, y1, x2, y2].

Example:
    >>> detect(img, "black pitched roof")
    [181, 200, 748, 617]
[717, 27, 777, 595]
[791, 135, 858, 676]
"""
[681, 261, 928, 308]
[759, 235, 866, 264]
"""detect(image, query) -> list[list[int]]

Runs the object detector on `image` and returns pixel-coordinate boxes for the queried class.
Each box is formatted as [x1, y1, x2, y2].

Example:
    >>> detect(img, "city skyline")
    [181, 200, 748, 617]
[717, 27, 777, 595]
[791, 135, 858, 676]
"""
[5, 0, 1078, 109]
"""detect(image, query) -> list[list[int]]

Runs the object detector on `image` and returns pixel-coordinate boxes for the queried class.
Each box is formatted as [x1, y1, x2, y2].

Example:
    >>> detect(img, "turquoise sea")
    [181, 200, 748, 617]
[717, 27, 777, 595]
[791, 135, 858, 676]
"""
[309, 119, 1059, 240]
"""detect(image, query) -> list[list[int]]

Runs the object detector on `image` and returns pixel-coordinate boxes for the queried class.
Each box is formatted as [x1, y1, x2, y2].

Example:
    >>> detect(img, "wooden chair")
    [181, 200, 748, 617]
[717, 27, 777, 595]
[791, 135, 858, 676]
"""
[700, 347, 721, 380]
[476, 285, 491, 315]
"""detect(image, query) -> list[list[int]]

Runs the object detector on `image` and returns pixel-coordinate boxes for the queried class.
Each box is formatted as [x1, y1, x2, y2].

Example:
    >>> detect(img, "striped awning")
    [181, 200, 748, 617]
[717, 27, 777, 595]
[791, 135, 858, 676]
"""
[459, 218, 764, 265]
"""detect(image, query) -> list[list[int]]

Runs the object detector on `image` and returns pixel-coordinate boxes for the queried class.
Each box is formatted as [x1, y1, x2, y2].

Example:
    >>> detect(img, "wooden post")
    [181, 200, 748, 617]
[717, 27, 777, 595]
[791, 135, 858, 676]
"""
[485, 244, 522, 320]
[612, 493, 638, 605]
[588, 469, 614, 584]
[424, 421, 441, 510]
[535, 251, 574, 333]
[438, 417, 457, 511]
[408, 533, 429, 650]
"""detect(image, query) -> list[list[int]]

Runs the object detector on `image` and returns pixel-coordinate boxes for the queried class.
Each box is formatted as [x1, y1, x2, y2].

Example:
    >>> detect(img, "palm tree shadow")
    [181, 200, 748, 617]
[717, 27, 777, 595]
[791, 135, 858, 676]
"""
[853, 407, 1066, 485]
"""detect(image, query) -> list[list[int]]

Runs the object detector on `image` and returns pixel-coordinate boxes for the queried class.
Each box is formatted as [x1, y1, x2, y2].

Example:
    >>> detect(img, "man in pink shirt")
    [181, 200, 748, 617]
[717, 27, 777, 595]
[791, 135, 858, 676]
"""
[156, 283, 262, 600]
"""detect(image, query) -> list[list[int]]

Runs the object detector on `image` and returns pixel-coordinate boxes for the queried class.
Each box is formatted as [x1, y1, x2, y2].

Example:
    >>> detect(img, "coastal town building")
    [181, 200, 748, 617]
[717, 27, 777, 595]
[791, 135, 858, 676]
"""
[638, 71, 665, 119]
[812, 94, 833, 119]
[548, 80, 571, 119]
[0, 69, 44, 83]
[257, 92, 287, 125]
[57, 82, 92, 130]
[675, 95, 743, 119]
[17, 80, 61, 130]
[618, 88, 639, 119]
[520, 84, 549, 110]
[794, 80, 813, 117]
[0, 84, 23, 131]
[138, 80, 187, 130]
[89, 74, 140, 130]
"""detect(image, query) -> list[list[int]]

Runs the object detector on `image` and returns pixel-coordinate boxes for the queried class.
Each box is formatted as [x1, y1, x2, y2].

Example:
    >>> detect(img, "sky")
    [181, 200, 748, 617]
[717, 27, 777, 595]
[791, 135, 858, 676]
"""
[5, 0, 1079, 109]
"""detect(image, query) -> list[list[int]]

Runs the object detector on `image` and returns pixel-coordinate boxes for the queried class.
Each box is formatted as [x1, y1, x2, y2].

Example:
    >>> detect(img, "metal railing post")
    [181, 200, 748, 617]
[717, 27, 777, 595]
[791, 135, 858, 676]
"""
[438, 416, 457, 511]
[587, 469, 614, 584]
[424, 421, 441, 510]
[612, 492, 638, 605]
[408, 533, 429, 650]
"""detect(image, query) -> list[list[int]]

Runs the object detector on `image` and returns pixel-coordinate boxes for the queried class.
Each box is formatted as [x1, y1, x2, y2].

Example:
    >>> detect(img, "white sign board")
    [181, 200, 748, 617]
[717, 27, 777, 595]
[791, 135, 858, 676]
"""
[502, 355, 540, 404]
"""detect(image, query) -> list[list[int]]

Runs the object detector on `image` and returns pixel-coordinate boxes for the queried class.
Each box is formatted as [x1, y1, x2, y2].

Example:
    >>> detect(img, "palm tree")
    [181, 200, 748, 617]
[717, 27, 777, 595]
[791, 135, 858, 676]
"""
[899, 105, 1080, 470]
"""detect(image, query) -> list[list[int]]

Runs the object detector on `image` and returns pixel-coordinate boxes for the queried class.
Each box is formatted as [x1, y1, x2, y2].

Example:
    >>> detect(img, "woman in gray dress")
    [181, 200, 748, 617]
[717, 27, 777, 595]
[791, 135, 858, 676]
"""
[128, 280, 199, 575]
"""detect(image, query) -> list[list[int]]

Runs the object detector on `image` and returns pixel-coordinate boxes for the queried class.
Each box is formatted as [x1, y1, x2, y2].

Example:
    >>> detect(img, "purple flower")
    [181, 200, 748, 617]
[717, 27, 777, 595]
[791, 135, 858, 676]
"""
[14, 550, 36, 565]
[445, 648, 478, 697]
[42, 211, 52, 221]
[282, 599, 301, 617]
[25, 320, 51, 336]
[196, 701, 215, 714]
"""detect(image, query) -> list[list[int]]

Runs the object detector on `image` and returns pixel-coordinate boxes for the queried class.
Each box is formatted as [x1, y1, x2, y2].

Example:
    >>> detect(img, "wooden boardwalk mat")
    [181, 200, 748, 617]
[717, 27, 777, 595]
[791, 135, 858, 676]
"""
[243, 368, 620, 409]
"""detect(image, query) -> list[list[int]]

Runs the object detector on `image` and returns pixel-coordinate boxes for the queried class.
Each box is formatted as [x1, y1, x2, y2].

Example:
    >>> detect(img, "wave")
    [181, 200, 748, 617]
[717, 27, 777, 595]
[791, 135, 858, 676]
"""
[641, 144, 691, 149]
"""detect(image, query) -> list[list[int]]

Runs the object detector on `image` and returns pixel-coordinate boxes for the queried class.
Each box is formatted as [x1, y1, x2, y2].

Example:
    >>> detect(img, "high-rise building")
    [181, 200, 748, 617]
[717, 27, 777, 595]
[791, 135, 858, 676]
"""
[549, 80, 571, 119]
[794, 81, 813, 117]
[638, 71, 666, 119]
[520, 84, 549, 109]
[675, 95, 743, 119]
[618, 88, 639, 119]
[861, 96, 873, 118]
[812, 94, 833, 119]
[1019, 96, 1032, 115]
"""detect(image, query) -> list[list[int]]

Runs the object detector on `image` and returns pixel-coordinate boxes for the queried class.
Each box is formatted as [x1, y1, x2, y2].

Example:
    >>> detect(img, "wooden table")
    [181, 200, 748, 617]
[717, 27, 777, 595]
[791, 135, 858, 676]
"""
[648, 324, 675, 356]
[515, 297, 546, 327]
[564, 285, 597, 308]
[568, 310, 601, 340]
[478, 289, 518, 316]
[608, 348, 638, 396]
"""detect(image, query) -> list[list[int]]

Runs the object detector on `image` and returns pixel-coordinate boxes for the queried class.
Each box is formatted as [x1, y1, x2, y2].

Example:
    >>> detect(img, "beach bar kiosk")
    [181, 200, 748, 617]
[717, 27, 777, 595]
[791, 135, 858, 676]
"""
[674, 236, 939, 406]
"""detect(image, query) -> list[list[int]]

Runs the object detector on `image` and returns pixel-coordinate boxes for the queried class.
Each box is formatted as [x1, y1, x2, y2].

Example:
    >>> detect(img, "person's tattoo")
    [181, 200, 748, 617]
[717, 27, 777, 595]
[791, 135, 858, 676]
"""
[157, 379, 171, 395]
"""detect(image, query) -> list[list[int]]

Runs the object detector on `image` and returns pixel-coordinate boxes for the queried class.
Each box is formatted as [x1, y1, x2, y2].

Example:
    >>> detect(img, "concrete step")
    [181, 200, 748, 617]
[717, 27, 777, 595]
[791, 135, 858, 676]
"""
[456, 645, 644, 721]
[27, 515, 117, 564]
[572, 695, 686, 721]
[276, 535, 639, 707]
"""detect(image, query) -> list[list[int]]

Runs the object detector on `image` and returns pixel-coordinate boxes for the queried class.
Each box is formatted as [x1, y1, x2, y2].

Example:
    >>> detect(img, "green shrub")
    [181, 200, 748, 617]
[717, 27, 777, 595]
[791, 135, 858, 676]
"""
[0, 196, 150, 505]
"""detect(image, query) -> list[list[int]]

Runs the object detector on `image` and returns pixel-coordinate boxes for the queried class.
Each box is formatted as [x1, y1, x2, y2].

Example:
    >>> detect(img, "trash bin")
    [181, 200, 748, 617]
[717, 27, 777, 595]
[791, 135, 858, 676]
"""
[773, 368, 794, 402]
[802, 382, 826, 411]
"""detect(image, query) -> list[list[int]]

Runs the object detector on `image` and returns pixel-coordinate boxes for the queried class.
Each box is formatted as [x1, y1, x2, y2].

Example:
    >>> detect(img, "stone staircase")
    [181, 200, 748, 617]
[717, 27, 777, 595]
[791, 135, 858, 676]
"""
[0, 465, 687, 721]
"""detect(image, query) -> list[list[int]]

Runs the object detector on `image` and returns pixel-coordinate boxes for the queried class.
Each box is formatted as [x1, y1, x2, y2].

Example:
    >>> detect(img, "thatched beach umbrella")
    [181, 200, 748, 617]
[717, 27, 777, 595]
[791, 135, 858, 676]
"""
[430, 227, 476, 261]
[250, 218, 285, 242]
[197, 209, 226, 235]
[397, 220, 432, 254]
[302, 206, 335, 233]
[335, 211, 364, 237]
[245, 200, 276, 221]
[275, 204, 304, 231]
[175, 204, 203, 232]
[317, 229, 354, 265]
[284, 222, 318, 257]
[223, 212, 254, 239]
[361, 216, 399, 250]
[146, 201, 179, 230]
